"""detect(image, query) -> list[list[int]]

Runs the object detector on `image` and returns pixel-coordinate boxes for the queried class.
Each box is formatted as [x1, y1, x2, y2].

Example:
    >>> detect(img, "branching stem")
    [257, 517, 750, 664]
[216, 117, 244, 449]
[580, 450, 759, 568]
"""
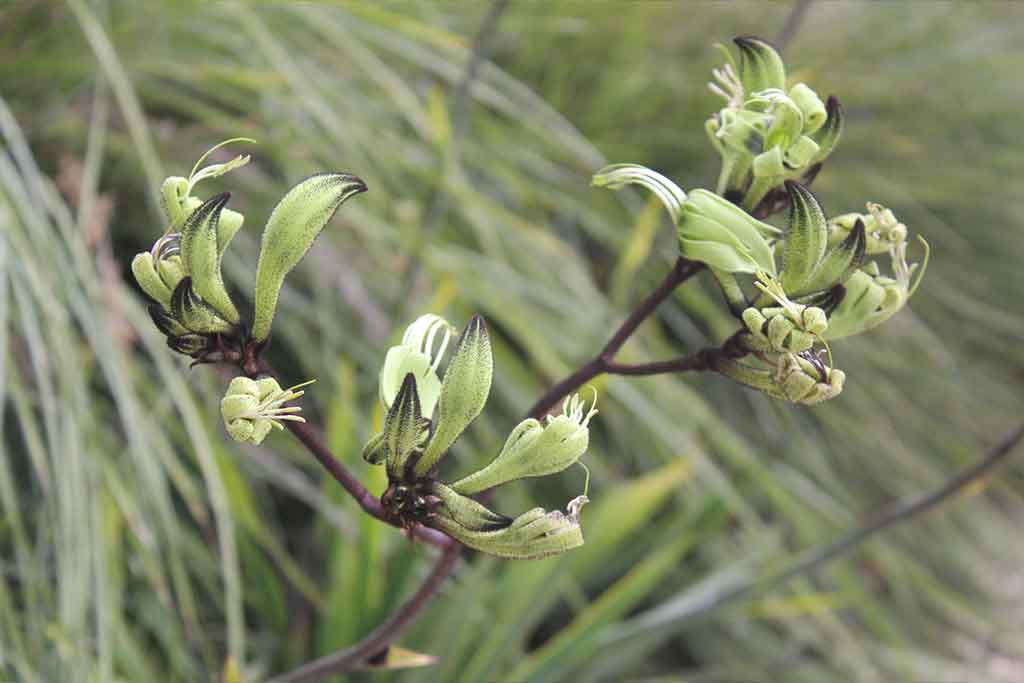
[526, 257, 707, 419]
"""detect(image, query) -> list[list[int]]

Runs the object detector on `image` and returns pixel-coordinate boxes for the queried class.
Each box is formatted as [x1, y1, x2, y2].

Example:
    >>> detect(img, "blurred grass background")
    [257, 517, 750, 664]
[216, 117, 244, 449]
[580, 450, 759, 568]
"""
[2, 1, 1023, 681]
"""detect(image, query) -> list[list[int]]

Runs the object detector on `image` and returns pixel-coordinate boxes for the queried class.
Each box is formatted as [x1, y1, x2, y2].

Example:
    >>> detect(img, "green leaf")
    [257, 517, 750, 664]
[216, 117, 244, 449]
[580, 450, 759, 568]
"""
[179, 193, 240, 324]
[251, 173, 367, 341]
[413, 315, 493, 476]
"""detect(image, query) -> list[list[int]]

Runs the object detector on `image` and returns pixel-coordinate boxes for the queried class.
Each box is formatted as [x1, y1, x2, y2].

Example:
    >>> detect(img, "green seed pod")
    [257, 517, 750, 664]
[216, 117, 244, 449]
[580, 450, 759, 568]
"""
[217, 207, 245, 256]
[414, 315, 493, 477]
[251, 173, 367, 342]
[715, 352, 844, 406]
[752, 147, 785, 178]
[783, 136, 820, 169]
[801, 306, 828, 335]
[160, 176, 190, 225]
[828, 202, 907, 255]
[156, 255, 186, 293]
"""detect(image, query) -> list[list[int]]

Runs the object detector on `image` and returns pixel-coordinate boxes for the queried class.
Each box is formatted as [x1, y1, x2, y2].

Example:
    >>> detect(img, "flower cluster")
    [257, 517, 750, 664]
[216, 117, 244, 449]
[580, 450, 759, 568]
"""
[706, 36, 843, 212]
[591, 36, 927, 406]
[131, 140, 367, 363]
[362, 314, 595, 558]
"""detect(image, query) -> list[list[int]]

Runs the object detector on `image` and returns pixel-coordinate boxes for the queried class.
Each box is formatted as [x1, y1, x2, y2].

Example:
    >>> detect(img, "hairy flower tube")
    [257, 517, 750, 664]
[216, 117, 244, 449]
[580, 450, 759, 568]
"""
[362, 314, 595, 559]
[131, 140, 367, 362]
[706, 36, 844, 212]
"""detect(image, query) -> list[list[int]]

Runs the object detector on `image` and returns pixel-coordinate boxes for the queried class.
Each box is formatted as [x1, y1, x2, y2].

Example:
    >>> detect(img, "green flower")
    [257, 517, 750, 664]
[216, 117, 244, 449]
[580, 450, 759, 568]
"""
[221, 376, 313, 445]
[363, 314, 594, 559]
[592, 164, 779, 276]
[131, 139, 366, 361]
[716, 350, 845, 406]
[706, 36, 844, 212]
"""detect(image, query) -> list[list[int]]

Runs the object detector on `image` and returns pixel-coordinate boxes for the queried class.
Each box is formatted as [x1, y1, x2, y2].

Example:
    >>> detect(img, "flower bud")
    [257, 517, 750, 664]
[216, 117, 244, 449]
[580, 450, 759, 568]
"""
[428, 495, 587, 559]
[362, 373, 432, 480]
[414, 315, 493, 476]
[829, 202, 909, 255]
[789, 83, 827, 134]
[179, 192, 240, 324]
[378, 314, 453, 417]
[251, 173, 367, 342]
[715, 351, 844, 406]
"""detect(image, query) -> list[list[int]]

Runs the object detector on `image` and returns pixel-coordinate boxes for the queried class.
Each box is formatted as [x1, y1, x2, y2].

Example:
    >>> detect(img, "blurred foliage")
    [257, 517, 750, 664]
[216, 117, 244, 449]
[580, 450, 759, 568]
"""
[1, 1, 1023, 681]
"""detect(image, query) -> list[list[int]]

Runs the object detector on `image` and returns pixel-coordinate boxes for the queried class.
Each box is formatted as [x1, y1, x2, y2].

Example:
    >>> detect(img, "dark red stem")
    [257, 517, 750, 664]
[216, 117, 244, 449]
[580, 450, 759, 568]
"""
[266, 543, 461, 683]
[527, 257, 705, 419]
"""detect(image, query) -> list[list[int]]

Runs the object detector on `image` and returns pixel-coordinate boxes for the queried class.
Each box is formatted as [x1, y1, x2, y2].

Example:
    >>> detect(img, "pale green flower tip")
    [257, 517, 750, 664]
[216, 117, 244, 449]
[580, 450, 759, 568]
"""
[402, 314, 456, 370]
[784, 136, 820, 168]
[733, 35, 787, 93]
[789, 83, 827, 134]
[379, 314, 453, 413]
[592, 163, 687, 225]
